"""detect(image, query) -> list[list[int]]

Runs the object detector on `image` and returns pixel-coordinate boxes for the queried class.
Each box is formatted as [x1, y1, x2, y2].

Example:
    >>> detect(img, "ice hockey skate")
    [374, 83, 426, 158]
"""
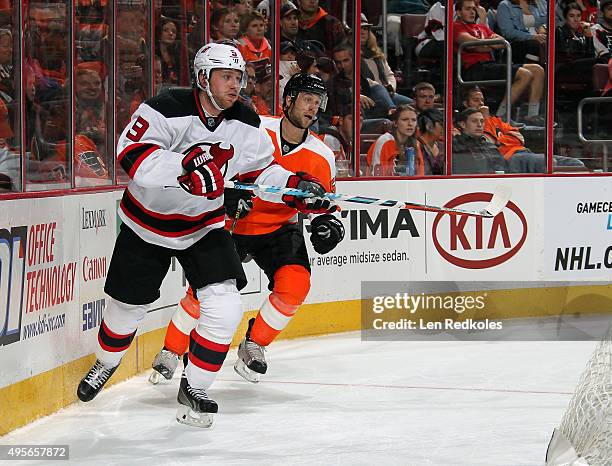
[234, 318, 267, 383]
[176, 372, 218, 428]
[149, 347, 180, 384]
[77, 359, 119, 402]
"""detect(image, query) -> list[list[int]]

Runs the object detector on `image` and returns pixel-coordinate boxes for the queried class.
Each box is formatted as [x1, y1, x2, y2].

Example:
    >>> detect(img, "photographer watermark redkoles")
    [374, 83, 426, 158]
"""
[360, 281, 612, 341]
[365, 289, 501, 333]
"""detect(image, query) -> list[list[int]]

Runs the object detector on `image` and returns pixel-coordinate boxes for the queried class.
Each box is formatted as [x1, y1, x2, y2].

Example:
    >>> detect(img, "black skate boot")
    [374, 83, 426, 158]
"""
[77, 359, 119, 402]
[234, 317, 267, 383]
[176, 372, 218, 428]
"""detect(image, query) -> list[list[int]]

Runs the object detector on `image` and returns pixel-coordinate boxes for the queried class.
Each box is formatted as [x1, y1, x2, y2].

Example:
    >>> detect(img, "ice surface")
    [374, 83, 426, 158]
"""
[1, 331, 600, 466]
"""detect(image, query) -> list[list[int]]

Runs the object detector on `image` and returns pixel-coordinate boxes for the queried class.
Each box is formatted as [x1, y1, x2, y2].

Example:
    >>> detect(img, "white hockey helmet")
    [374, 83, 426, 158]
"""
[193, 43, 247, 91]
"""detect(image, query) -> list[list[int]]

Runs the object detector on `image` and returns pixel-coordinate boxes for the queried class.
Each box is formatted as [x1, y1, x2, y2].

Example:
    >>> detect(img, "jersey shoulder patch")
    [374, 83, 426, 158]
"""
[145, 87, 196, 118]
[223, 100, 261, 128]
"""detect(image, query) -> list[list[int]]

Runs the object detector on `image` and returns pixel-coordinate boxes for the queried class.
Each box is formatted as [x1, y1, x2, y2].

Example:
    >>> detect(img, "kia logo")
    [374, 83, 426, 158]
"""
[432, 192, 527, 269]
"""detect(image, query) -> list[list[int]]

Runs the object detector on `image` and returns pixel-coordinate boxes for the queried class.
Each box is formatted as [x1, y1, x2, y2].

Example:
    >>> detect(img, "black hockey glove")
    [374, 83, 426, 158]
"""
[283, 172, 337, 214]
[224, 187, 254, 219]
[310, 214, 345, 255]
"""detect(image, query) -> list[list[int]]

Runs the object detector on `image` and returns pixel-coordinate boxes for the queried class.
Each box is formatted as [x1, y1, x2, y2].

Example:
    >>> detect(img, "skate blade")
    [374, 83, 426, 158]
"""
[234, 359, 260, 383]
[148, 370, 162, 385]
[176, 405, 214, 428]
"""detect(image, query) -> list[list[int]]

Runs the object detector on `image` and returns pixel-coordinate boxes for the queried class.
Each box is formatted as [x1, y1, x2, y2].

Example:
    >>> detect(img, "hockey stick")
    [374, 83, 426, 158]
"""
[225, 181, 512, 218]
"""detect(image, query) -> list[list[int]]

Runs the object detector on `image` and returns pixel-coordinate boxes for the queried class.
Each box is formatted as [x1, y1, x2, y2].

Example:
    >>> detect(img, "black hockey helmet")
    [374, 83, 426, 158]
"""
[282, 72, 328, 112]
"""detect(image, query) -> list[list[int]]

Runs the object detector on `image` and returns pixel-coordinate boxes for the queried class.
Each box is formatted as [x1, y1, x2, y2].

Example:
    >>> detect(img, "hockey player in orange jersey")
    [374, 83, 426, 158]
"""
[150, 73, 345, 384]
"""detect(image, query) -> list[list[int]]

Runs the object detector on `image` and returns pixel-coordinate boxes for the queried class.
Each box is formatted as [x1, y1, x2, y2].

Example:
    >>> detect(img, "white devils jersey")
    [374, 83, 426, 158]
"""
[116, 88, 291, 249]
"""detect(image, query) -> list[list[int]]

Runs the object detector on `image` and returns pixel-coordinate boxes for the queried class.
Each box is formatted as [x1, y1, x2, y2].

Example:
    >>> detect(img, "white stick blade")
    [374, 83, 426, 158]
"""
[482, 185, 512, 217]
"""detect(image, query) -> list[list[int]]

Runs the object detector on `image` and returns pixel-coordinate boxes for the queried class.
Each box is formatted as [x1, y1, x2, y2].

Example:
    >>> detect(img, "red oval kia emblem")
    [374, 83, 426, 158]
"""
[432, 192, 527, 269]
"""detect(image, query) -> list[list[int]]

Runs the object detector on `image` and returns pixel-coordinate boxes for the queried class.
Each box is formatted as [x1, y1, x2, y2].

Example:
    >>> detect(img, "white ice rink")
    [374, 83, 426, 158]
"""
[1, 330, 602, 466]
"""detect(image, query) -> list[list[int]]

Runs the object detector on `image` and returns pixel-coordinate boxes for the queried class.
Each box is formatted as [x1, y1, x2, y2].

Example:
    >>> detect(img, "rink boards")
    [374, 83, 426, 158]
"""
[1, 176, 612, 434]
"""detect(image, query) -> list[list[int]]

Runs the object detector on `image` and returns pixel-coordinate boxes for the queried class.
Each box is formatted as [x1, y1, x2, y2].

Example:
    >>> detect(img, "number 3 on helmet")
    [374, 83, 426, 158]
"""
[193, 43, 248, 91]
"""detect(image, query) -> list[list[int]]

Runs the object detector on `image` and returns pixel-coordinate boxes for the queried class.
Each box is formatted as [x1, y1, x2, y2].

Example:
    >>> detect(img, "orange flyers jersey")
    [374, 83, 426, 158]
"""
[231, 116, 336, 236]
[366, 132, 425, 176]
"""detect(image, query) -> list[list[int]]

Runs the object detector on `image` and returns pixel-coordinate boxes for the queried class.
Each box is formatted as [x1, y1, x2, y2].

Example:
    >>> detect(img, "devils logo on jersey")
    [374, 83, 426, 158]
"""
[183, 142, 235, 175]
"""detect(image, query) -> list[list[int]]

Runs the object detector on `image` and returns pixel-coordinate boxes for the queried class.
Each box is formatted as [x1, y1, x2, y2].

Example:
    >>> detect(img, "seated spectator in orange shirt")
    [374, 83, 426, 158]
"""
[236, 11, 272, 63]
[366, 104, 425, 176]
[462, 86, 584, 172]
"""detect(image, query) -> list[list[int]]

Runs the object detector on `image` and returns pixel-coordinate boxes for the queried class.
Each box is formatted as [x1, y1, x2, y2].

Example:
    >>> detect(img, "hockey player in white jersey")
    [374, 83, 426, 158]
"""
[149, 73, 345, 384]
[76, 43, 334, 428]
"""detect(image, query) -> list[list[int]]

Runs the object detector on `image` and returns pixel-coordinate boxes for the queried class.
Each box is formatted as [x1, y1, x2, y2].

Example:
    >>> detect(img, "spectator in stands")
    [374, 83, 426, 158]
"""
[236, 10, 272, 62]
[360, 13, 413, 107]
[416, 2, 446, 60]
[319, 103, 356, 167]
[0, 97, 18, 191]
[556, 0, 598, 24]
[28, 5, 68, 88]
[156, 17, 180, 86]
[496, 0, 547, 63]
[75, 62, 106, 148]
[416, 108, 445, 174]
[154, 56, 163, 94]
[297, 0, 346, 54]
[454, 0, 546, 126]
[252, 61, 273, 115]
[462, 85, 585, 172]
[386, 0, 434, 57]
[332, 44, 397, 119]
[556, 3, 599, 85]
[366, 104, 425, 176]
[240, 61, 257, 110]
[31, 85, 108, 183]
[592, 0, 612, 61]
[280, 2, 300, 43]
[0, 27, 13, 97]
[453, 108, 507, 174]
[211, 8, 240, 43]
[280, 41, 300, 98]
[413, 81, 436, 113]
[230, 0, 252, 17]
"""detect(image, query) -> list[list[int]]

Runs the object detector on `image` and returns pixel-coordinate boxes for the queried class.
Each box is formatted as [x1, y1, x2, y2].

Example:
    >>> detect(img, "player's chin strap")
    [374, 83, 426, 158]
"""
[206, 87, 226, 112]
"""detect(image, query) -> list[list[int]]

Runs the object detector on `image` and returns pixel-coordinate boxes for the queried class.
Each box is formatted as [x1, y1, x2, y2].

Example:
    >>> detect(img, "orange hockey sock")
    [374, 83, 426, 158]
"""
[250, 265, 310, 346]
[164, 287, 200, 355]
